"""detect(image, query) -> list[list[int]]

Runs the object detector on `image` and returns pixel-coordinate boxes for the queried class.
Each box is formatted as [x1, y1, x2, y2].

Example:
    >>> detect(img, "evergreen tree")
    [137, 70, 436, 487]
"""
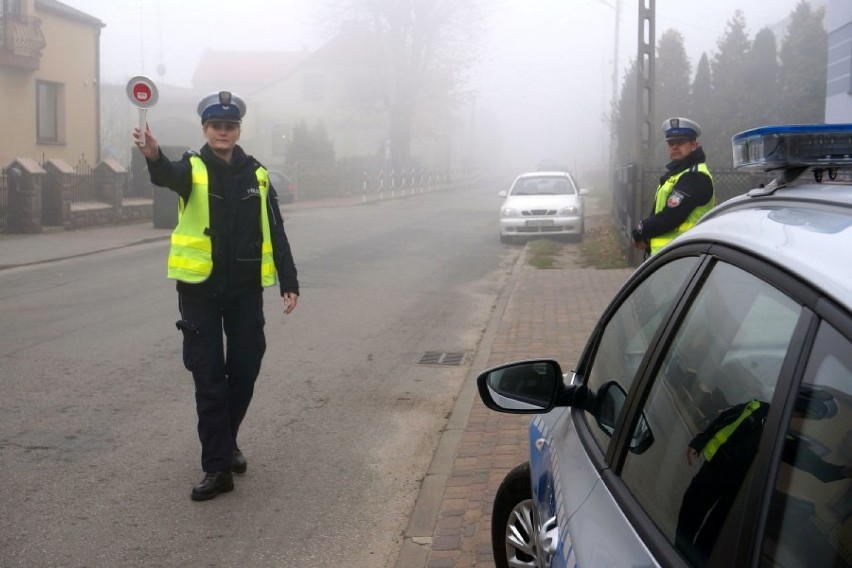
[310, 121, 336, 161]
[655, 29, 692, 163]
[708, 10, 752, 167]
[613, 3, 828, 172]
[746, 28, 781, 127]
[614, 58, 639, 166]
[778, 0, 827, 123]
[690, 53, 713, 131]
[287, 120, 336, 163]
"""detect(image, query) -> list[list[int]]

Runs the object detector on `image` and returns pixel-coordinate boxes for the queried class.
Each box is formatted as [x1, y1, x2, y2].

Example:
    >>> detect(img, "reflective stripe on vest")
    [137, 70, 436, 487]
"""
[702, 400, 762, 462]
[167, 156, 276, 286]
[649, 162, 714, 255]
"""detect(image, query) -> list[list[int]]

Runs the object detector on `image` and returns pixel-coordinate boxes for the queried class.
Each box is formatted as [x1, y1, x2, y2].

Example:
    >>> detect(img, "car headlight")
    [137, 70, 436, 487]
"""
[558, 205, 579, 215]
[501, 207, 520, 217]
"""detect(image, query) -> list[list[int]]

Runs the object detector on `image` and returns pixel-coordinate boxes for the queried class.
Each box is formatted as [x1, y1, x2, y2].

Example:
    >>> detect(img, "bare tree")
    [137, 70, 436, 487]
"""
[317, 0, 484, 170]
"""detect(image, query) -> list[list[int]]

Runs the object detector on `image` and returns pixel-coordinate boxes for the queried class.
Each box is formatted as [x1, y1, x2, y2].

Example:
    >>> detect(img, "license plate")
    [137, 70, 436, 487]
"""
[525, 219, 554, 227]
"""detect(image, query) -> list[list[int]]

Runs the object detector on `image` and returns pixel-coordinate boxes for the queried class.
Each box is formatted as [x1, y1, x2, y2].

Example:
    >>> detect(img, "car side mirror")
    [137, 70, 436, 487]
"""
[498, 190, 508, 198]
[579, 188, 589, 196]
[476, 359, 564, 413]
[595, 380, 654, 454]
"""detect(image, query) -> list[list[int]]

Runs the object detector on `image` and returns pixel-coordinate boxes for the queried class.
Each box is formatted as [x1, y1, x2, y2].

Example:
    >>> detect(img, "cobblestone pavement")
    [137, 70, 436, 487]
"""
[394, 217, 633, 568]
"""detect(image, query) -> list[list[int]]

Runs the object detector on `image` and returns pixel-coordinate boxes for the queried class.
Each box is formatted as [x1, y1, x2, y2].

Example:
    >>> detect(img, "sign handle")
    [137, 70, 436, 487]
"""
[138, 108, 148, 148]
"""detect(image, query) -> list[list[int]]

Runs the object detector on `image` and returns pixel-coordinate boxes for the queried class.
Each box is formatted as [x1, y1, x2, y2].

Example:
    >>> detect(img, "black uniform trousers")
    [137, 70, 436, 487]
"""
[177, 291, 266, 473]
[675, 462, 743, 564]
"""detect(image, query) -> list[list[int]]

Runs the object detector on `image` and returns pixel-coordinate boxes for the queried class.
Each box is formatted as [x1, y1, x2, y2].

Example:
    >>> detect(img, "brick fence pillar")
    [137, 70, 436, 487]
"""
[95, 158, 127, 222]
[7, 158, 45, 234]
[43, 159, 73, 228]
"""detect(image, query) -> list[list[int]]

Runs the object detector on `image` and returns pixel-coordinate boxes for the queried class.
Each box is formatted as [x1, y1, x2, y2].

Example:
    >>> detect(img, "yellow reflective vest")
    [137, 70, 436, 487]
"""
[167, 156, 276, 286]
[701, 400, 763, 462]
[649, 163, 714, 255]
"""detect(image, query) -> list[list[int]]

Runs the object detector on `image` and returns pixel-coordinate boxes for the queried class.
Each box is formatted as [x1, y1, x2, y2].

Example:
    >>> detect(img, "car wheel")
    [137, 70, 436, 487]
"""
[492, 462, 540, 568]
[500, 234, 511, 244]
[572, 218, 585, 243]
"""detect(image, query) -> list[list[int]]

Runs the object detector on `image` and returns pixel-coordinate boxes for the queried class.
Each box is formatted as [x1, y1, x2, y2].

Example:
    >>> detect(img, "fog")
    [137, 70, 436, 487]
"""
[66, 0, 822, 177]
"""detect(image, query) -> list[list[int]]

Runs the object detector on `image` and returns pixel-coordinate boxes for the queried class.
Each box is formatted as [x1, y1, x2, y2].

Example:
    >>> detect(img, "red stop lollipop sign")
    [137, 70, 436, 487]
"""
[126, 75, 158, 108]
[126, 76, 159, 147]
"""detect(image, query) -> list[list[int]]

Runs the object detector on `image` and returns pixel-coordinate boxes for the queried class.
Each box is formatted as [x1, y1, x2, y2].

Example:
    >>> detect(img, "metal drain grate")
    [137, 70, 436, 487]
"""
[417, 351, 471, 366]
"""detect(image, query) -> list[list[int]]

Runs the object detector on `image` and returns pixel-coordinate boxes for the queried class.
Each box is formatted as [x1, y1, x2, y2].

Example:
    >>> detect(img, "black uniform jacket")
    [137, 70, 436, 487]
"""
[146, 143, 299, 299]
[690, 401, 769, 480]
[636, 146, 714, 240]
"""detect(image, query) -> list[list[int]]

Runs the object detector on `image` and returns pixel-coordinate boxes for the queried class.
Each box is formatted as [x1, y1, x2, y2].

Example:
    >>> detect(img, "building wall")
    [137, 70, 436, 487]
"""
[0, 69, 35, 159]
[35, 2, 100, 166]
[826, 0, 852, 122]
[0, 0, 101, 169]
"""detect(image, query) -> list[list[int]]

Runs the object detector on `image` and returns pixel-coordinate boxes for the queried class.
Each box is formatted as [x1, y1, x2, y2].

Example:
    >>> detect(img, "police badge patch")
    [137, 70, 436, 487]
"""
[667, 190, 685, 207]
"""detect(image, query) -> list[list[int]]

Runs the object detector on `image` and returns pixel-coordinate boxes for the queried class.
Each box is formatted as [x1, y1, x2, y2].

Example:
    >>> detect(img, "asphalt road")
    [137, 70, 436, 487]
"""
[0, 181, 518, 567]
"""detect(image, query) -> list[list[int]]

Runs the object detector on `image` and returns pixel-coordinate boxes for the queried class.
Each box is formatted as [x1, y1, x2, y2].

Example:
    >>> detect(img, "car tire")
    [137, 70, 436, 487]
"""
[500, 234, 511, 244]
[492, 461, 540, 568]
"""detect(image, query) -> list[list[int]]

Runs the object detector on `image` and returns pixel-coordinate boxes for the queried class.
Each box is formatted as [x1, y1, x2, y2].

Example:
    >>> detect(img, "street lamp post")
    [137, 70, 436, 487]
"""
[597, 0, 621, 175]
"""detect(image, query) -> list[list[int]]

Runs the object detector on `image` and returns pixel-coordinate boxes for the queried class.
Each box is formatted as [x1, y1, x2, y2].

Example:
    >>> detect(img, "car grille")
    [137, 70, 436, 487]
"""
[517, 226, 572, 233]
[523, 209, 557, 216]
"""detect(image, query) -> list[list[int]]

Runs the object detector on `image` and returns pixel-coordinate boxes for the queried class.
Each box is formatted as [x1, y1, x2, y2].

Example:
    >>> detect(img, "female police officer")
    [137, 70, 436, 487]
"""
[133, 91, 299, 501]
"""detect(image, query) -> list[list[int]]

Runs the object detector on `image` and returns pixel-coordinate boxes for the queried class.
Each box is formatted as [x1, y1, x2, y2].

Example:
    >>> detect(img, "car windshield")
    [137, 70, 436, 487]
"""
[510, 177, 575, 196]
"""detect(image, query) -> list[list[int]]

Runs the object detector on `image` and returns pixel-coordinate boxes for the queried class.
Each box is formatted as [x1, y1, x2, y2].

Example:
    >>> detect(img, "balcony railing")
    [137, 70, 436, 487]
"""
[0, 14, 45, 69]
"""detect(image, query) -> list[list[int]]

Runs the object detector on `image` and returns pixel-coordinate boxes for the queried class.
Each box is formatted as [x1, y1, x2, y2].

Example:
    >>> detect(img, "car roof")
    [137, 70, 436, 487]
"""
[517, 171, 572, 178]
[673, 178, 852, 309]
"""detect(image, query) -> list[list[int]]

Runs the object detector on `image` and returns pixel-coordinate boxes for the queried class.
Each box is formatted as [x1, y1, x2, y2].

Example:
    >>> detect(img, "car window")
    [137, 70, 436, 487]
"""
[510, 177, 575, 196]
[584, 256, 699, 453]
[618, 261, 802, 567]
[762, 322, 852, 567]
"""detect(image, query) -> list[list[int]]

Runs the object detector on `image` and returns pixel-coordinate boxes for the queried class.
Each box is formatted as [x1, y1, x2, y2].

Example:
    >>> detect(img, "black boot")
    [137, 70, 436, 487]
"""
[191, 471, 234, 501]
[232, 448, 247, 474]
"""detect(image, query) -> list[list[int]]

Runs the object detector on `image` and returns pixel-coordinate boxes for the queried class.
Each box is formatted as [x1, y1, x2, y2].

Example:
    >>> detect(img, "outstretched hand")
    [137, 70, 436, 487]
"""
[132, 125, 159, 160]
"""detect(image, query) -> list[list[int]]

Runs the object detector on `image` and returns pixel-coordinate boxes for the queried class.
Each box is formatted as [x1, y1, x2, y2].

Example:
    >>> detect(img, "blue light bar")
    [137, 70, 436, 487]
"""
[732, 124, 852, 172]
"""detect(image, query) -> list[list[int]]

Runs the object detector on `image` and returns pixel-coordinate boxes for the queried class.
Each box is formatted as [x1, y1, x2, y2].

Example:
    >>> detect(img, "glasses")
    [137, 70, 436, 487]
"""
[207, 121, 239, 131]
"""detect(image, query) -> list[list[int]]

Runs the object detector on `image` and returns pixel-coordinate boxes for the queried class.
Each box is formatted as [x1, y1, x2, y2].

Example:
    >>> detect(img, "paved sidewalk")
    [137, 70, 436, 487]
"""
[0, 196, 364, 270]
[394, 240, 633, 568]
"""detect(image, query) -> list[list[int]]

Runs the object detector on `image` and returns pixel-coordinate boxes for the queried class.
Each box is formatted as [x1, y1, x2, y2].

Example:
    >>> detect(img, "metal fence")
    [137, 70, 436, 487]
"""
[0, 167, 7, 233]
[293, 159, 467, 201]
[66, 156, 97, 204]
[0, 154, 143, 234]
[638, 168, 776, 208]
[613, 164, 776, 265]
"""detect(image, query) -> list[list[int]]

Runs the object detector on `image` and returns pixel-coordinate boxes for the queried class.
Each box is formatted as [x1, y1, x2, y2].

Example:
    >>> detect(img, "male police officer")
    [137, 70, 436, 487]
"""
[632, 117, 715, 255]
[132, 92, 299, 501]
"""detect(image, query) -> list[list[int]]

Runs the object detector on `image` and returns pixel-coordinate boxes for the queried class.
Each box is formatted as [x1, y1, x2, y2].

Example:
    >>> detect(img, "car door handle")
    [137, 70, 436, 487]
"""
[540, 515, 559, 556]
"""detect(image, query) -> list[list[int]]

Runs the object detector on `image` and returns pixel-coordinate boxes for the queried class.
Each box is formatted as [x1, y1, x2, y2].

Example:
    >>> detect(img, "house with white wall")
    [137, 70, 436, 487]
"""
[826, 0, 852, 121]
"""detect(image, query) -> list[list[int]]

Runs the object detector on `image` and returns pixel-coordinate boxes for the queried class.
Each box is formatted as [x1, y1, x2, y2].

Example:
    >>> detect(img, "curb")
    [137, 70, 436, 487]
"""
[392, 246, 527, 568]
[0, 235, 170, 272]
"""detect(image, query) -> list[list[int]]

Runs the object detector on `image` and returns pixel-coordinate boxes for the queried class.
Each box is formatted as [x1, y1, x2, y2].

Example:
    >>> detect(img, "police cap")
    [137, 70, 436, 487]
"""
[662, 117, 701, 141]
[197, 91, 246, 124]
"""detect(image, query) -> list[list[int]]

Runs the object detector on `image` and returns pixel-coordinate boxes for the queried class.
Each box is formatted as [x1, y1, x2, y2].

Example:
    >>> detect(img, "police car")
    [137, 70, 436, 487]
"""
[478, 124, 852, 567]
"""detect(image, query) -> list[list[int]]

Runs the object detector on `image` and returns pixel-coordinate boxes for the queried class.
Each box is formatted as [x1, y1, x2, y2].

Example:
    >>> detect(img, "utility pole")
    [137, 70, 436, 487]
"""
[628, 0, 655, 266]
[636, 0, 655, 168]
[597, 0, 621, 186]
